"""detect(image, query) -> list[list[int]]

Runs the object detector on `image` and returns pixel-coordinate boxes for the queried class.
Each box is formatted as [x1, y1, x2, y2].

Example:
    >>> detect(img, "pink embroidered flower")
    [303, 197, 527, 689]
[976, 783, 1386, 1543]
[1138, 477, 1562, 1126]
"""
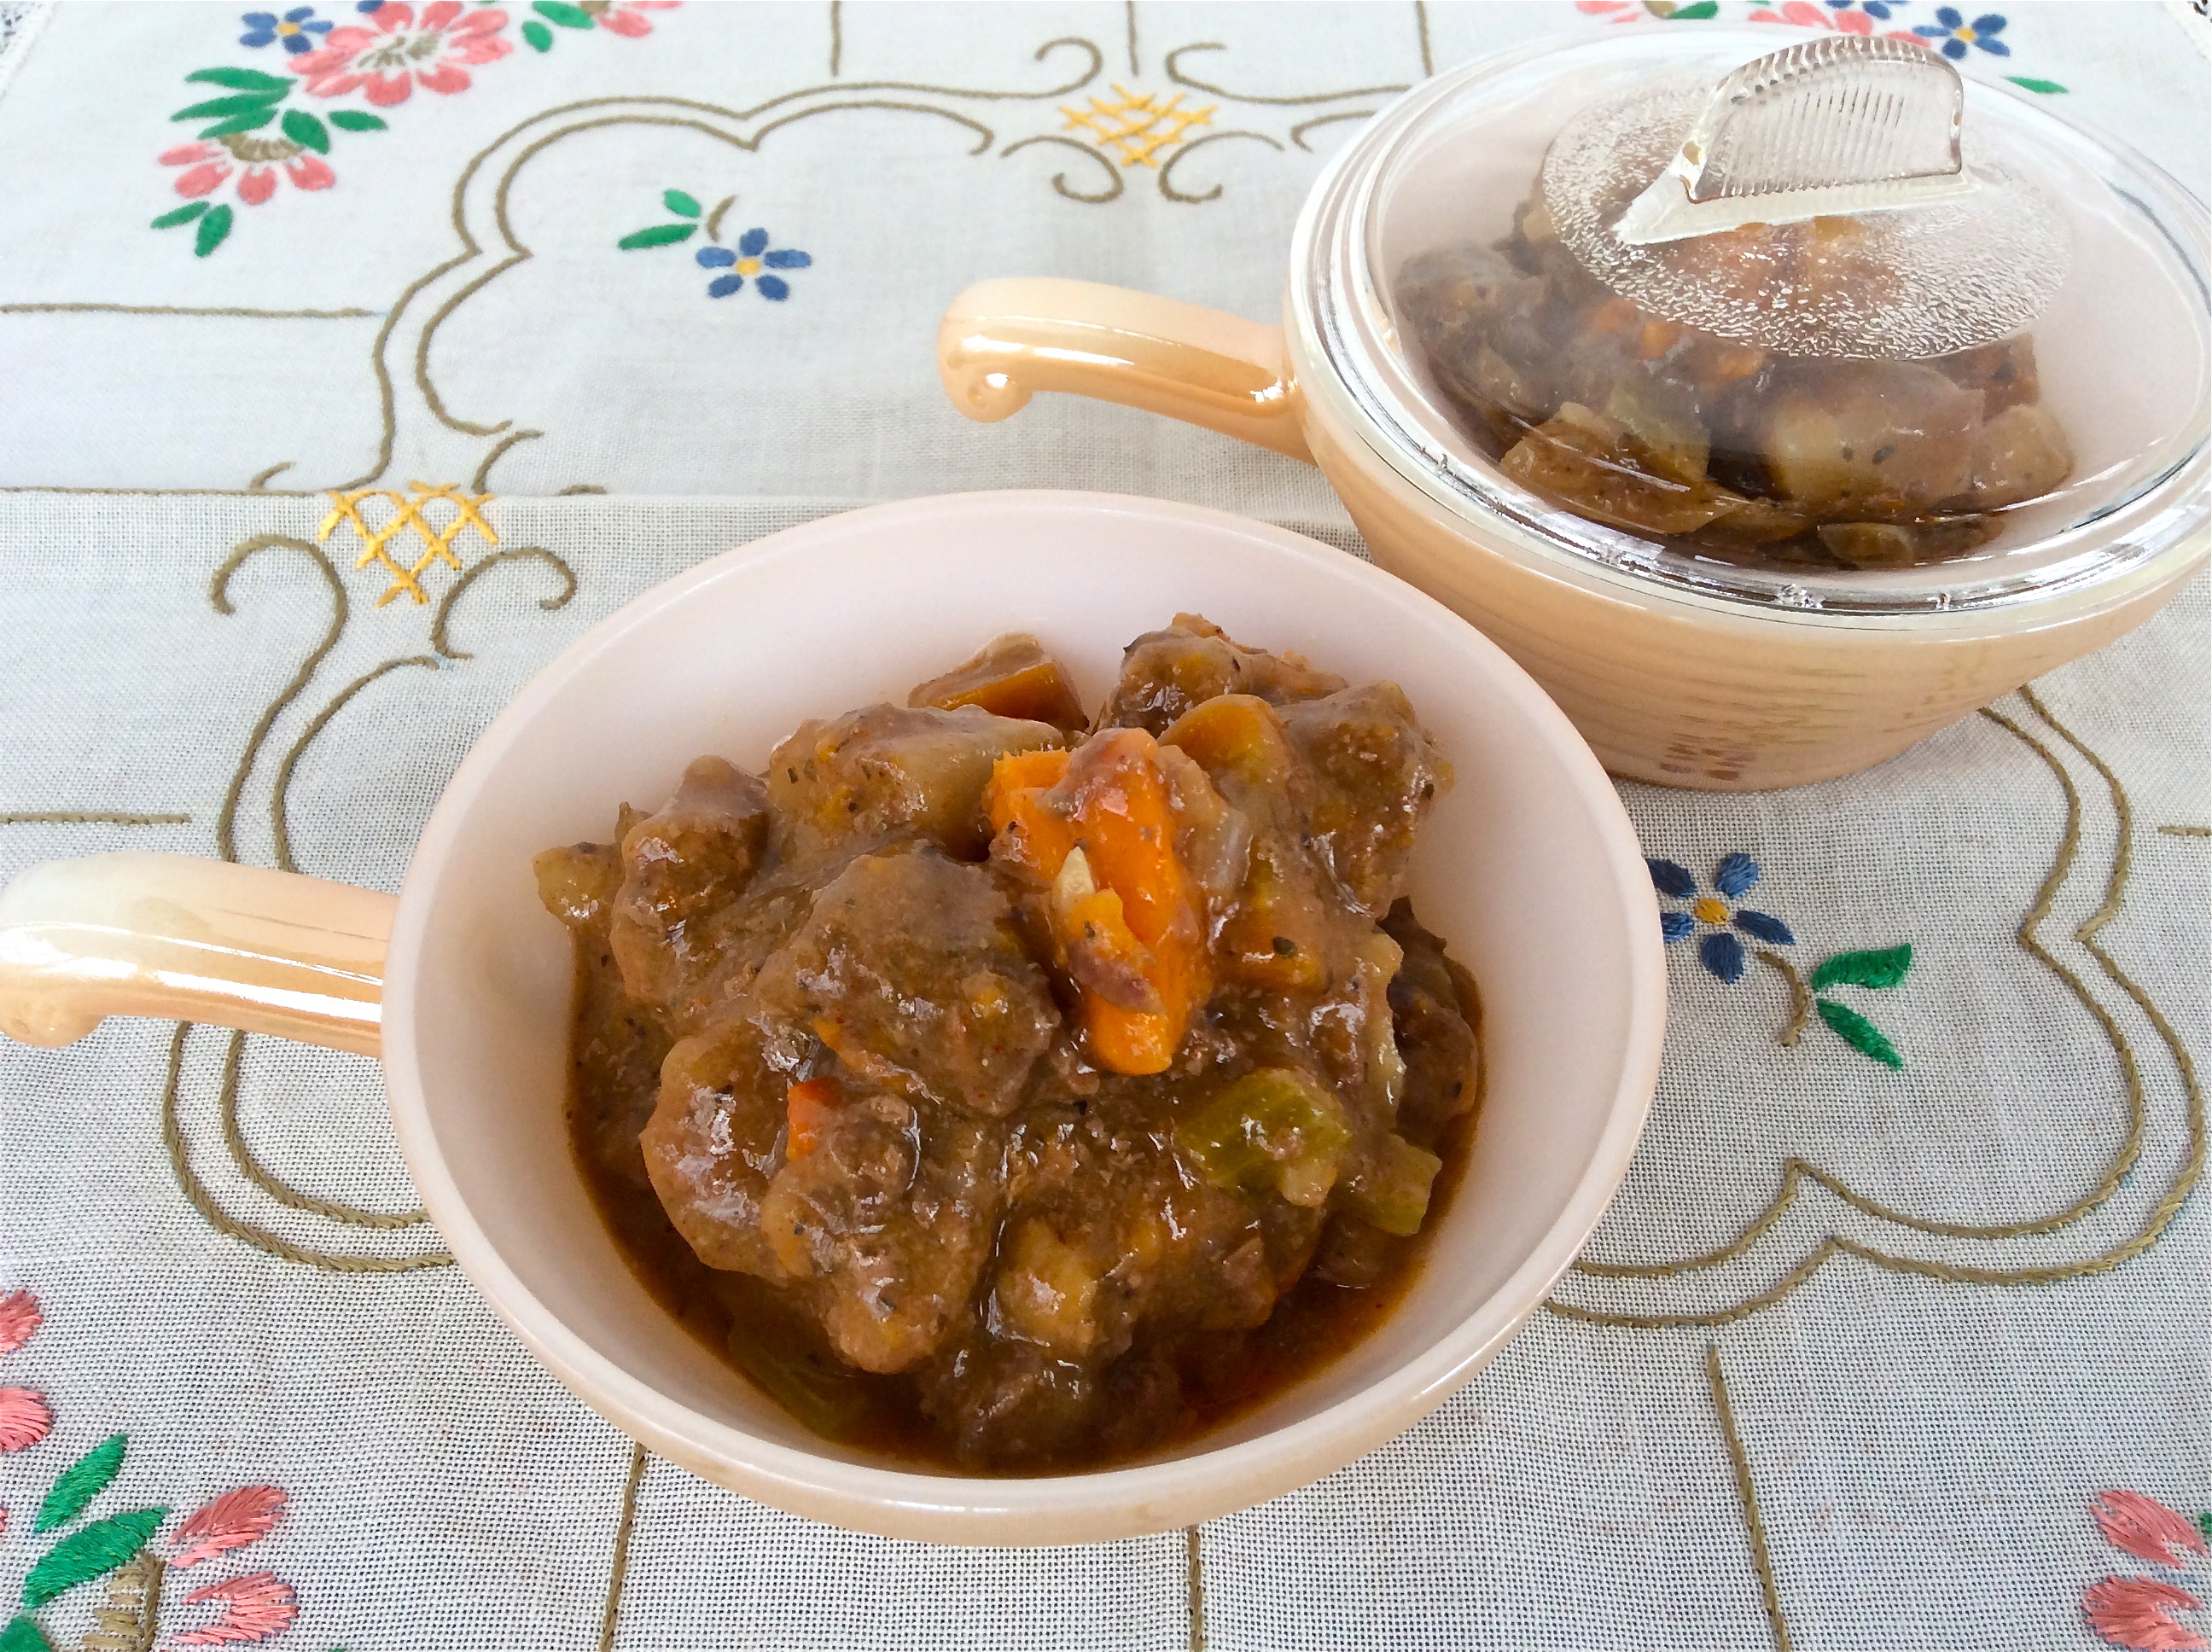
[291, 1, 510, 105]
[2086, 1578, 2209, 1652]
[592, 0, 680, 38]
[171, 1486, 288, 1568]
[160, 138, 335, 204]
[0, 1387, 52, 1452]
[1747, 0, 1928, 42]
[0, 1289, 38, 1354]
[2099, 1491, 2212, 1568]
[173, 1573, 300, 1646]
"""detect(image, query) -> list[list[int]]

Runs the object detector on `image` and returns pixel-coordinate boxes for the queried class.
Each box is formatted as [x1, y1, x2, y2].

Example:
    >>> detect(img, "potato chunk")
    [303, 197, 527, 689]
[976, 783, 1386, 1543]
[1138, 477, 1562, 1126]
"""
[1761, 364, 1982, 518]
[1960, 403, 2073, 511]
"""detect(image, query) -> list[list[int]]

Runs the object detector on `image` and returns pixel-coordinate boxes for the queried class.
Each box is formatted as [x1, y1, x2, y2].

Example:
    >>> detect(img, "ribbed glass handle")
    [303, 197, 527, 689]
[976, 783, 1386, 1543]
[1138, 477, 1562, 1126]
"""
[1615, 36, 1970, 246]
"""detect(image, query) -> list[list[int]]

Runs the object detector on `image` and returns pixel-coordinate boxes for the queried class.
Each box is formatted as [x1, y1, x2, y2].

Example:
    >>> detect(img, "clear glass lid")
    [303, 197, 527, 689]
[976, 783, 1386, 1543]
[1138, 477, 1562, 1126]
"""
[1298, 29, 2209, 614]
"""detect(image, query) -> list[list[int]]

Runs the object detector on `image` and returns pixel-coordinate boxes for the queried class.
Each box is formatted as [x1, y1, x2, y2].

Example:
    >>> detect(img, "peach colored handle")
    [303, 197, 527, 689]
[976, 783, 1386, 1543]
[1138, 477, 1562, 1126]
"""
[939, 277, 1313, 463]
[0, 852, 392, 1058]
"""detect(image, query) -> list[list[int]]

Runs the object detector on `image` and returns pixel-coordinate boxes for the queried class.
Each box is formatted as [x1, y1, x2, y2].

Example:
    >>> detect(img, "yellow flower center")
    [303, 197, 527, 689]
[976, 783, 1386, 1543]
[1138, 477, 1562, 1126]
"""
[1692, 896, 1730, 925]
[736, 257, 762, 276]
[1953, 25, 1974, 38]
[277, 19, 300, 33]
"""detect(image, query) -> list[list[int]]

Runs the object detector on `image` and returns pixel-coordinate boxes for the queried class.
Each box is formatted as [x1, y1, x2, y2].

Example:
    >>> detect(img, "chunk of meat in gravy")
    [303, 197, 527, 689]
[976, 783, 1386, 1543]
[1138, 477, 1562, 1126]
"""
[1281, 683, 1452, 918]
[757, 1095, 1004, 1374]
[769, 703, 1062, 867]
[916, 1335, 1184, 1466]
[535, 841, 671, 1194]
[1381, 899, 1480, 1149]
[909, 631, 1088, 734]
[608, 757, 774, 1017]
[1097, 614, 1347, 736]
[751, 847, 1060, 1117]
[639, 1012, 797, 1281]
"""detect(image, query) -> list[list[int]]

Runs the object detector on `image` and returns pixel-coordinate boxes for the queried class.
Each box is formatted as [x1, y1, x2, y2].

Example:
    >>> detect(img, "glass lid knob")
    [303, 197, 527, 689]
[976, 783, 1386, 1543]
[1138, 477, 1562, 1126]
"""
[1614, 37, 1970, 246]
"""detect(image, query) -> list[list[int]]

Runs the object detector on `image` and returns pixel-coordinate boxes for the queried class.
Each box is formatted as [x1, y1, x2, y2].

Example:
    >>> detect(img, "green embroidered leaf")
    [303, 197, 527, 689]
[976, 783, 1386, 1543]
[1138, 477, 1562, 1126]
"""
[172, 91, 288, 122]
[1816, 998, 1902, 1069]
[521, 18, 554, 49]
[328, 110, 387, 132]
[184, 67, 292, 92]
[197, 108, 278, 137]
[2006, 76, 2068, 94]
[533, 0, 597, 26]
[21, 1509, 166, 1609]
[196, 205, 236, 259]
[617, 223, 698, 248]
[1809, 945, 1912, 992]
[1663, 1, 1720, 16]
[38, 1435, 126, 1533]
[0, 1617, 53, 1652]
[663, 189, 702, 218]
[150, 202, 210, 230]
[2199, 1510, 2212, 1539]
[281, 108, 330, 154]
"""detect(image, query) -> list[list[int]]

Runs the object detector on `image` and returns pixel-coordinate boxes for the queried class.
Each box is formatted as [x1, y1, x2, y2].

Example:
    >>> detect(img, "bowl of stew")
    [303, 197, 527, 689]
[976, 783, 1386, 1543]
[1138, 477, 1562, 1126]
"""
[940, 32, 2209, 790]
[0, 491, 1664, 1542]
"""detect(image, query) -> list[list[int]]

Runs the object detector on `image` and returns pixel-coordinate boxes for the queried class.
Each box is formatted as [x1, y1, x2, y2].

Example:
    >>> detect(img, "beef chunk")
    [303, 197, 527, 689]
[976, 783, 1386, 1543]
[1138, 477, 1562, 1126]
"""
[768, 703, 1061, 866]
[1281, 683, 1452, 917]
[641, 1012, 800, 1281]
[752, 847, 1060, 1117]
[757, 1096, 1003, 1373]
[1097, 614, 1346, 737]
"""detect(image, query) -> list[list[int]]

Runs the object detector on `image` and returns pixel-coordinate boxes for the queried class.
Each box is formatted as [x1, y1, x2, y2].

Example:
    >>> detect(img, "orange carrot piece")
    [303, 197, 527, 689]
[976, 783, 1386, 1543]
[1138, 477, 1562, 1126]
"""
[1062, 730, 1205, 1075]
[985, 732, 1207, 1076]
[784, 1076, 840, 1160]
[986, 748, 1075, 875]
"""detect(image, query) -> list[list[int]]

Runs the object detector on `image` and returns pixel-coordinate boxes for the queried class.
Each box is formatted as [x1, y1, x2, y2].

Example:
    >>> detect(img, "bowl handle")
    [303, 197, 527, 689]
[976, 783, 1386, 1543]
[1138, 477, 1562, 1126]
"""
[0, 852, 391, 1058]
[938, 278, 1313, 463]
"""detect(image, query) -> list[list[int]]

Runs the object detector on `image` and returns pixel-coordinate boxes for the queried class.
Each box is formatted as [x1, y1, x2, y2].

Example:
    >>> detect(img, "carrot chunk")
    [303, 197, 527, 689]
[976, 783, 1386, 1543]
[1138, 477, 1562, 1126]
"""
[985, 730, 1207, 1075]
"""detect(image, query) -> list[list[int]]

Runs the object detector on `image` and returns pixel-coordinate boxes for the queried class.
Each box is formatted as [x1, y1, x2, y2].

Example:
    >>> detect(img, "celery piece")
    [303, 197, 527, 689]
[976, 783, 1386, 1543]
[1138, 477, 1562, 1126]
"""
[726, 1329, 877, 1441]
[1338, 1134, 1443, 1237]
[1176, 1067, 1353, 1207]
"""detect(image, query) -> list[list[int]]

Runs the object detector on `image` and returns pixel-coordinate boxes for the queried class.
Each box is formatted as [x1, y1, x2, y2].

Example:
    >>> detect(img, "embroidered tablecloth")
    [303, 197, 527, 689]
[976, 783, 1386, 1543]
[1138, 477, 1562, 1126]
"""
[0, 4, 2206, 1649]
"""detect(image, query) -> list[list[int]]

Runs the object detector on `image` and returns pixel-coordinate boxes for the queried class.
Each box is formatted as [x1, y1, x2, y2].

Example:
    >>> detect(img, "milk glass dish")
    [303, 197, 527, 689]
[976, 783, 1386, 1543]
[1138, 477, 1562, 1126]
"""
[0, 492, 1664, 1543]
[940, 32, 2209, 789]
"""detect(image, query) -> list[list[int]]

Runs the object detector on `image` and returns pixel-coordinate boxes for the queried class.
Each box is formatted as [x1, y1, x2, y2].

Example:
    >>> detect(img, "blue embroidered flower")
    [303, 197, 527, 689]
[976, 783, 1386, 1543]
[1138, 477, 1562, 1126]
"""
[1914, 7, 2007, 56]
[1828, 0, 1904, 18]
[240, 6, 334, 51]
[1650, 853, 1796, 984]
[697, 228, 812, 300]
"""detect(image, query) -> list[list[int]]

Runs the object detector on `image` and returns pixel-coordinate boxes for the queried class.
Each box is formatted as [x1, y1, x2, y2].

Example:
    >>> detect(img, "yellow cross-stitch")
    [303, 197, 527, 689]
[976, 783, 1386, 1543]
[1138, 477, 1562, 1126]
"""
[1058, 85, 1217, 168]
[317, 483, 499, 607]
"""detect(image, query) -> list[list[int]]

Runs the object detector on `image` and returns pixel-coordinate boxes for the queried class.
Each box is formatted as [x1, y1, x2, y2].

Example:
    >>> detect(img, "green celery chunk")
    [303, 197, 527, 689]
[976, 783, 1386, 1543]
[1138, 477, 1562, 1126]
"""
[1176, 1067, 1353, 1207]
[726, 1329, 878, 1441]
[1338, 1134, 1443, 1236]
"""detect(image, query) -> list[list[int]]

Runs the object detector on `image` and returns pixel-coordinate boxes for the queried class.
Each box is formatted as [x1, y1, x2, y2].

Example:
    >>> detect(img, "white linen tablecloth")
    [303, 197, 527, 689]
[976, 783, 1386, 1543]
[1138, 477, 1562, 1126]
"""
[0, 5, 2206, 1649]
